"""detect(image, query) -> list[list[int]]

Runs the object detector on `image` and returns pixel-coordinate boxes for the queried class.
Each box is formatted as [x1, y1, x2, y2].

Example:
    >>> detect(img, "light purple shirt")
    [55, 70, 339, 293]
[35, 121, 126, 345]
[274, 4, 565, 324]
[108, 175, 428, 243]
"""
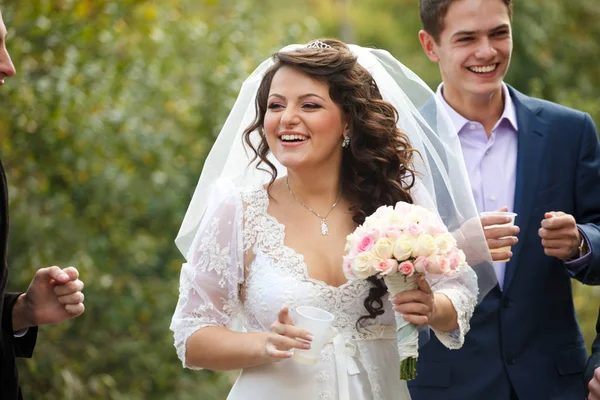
[436, 83, 517, 289]
[436, 83, 591, 288]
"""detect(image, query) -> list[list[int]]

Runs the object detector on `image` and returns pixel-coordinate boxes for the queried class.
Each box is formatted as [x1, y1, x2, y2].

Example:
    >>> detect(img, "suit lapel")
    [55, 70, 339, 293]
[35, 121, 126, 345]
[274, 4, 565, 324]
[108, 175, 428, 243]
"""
[502, 87, 548, 291]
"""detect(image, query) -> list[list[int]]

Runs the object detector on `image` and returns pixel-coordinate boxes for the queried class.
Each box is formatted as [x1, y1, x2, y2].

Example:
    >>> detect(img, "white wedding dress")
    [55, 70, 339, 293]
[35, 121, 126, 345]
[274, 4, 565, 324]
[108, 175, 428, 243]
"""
[171, 180, 478, 400]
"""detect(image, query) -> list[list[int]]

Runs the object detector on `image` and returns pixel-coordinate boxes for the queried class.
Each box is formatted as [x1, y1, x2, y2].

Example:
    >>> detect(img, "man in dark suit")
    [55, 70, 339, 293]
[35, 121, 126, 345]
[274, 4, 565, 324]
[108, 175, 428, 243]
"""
[408, 0, 600, 399]
[1, 11, 86, 399]
[587, 307, 600, 399]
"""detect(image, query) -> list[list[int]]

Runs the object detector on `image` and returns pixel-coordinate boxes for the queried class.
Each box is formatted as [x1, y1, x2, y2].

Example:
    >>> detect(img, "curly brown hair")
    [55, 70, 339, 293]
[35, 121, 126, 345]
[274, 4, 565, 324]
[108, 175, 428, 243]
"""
[243, 39, 417, 327]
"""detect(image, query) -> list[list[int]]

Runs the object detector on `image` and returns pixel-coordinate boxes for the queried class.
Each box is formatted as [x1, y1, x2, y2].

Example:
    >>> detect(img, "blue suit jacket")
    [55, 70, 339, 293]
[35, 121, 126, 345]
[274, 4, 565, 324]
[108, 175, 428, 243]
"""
[408, 86, 600, 400]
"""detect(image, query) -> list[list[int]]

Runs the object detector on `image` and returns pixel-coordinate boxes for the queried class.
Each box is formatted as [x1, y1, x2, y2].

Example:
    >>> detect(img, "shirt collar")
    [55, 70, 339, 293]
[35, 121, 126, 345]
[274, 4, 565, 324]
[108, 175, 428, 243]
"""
[435, 83, 518, 133]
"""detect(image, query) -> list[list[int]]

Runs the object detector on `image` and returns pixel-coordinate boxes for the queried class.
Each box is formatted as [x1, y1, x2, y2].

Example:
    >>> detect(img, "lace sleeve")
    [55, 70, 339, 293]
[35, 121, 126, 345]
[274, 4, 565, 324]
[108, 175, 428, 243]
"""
[425, 263, 478, 350]
[169, 180, 244, 369]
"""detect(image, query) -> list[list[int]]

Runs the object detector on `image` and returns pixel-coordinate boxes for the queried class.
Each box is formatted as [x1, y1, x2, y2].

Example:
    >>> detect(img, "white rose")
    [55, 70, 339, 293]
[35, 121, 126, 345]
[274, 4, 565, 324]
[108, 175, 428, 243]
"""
[393, 234, 416, 261]
[434, 232, 457, 252]
[388, 211, 403, 226]
[426, 255, 441, 274]
[364, 216, 383, 230]
[405, 211, 421, 224]
[345, 233, 359, 252]
[412, 234, 437, 258]
[455, 248, 467, 267]
[375, 205, 395, 218]
[374, 237, 394, 260]
[352, 251, 378, 279]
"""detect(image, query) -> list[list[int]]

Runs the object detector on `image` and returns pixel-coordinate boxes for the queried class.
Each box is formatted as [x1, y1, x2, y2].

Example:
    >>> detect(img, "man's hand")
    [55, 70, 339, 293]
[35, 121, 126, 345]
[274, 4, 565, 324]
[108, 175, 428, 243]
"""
[538, 211, 581, 260]
[13, 266, 85, 332]
[480, 206, 520, 262]
[589, 367, 600, 400]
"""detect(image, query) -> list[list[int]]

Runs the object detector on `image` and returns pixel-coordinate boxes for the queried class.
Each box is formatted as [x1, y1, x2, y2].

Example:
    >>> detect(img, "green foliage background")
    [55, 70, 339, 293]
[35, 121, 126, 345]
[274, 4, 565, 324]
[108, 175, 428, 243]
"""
[0, 0, 598, 398]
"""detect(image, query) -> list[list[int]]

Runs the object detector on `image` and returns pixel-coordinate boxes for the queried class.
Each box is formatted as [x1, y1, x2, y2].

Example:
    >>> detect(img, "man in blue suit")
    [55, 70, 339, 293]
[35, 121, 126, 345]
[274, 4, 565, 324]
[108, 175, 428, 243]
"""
[409, 0, 600, 399]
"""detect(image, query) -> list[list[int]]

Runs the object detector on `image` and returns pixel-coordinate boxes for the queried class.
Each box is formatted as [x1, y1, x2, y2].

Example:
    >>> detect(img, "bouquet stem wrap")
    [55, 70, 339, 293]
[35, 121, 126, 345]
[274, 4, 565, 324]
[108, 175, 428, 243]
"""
[384, 273, 419, 380]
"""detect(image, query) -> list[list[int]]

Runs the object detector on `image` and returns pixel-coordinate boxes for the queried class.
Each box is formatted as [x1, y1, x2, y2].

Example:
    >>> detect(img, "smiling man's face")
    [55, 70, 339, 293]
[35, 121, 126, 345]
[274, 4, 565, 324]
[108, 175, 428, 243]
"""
[422, 0, 513, 102]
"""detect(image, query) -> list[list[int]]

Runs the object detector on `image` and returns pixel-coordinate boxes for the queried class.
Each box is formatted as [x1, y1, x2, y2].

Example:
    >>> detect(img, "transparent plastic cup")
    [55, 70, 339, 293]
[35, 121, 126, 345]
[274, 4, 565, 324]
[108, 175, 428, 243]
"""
[292, 306, 335, 365]
[480, 211, 518, 262]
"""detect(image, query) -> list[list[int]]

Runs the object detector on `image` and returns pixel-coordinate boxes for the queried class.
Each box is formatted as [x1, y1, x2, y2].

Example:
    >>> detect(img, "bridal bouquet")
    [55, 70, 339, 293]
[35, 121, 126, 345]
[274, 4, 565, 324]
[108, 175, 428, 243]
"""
[343, 202, 467, 380]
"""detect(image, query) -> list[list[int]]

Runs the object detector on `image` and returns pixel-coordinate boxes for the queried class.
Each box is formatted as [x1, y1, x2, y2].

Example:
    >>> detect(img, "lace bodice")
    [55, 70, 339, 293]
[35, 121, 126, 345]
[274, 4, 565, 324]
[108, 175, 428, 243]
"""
[170, 180, 478, 400]
[241, 187, 391, 340]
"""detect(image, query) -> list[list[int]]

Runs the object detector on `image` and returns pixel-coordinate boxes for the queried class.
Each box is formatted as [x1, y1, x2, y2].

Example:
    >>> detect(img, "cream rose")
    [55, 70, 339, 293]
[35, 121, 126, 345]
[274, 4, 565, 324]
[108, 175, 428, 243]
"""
[345, 233, 360, 253]
[405, 211, 421, 225]
[426, 255, 441, 274]
[412, 234, 437, 258]
[388, 211, 403, 226]
[392, 234, 416, 261]
[434, 232, 457, 252]
[352, 251, 379, 279]
[374, 237, 394, 259]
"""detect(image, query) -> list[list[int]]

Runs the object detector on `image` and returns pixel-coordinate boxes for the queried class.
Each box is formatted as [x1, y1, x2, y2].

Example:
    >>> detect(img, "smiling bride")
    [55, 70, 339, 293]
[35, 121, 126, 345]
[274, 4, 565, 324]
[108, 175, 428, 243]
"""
[170, 39, 495, 400]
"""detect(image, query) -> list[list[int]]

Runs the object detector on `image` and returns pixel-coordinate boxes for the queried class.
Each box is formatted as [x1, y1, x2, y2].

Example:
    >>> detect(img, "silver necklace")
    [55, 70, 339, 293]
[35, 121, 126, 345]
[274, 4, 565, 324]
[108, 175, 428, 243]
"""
[286, 176, 342, 236]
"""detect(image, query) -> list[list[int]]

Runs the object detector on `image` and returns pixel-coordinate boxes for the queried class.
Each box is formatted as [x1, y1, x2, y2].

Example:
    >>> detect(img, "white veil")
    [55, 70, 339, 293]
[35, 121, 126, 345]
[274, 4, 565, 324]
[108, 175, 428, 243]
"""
[175, 43, 496, 302]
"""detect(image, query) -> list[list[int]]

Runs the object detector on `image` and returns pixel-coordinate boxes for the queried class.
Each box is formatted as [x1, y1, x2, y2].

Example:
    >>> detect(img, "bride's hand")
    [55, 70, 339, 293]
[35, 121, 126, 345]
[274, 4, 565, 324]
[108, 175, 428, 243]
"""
[264, 306, 313, 361]
[391, 276, 436, 327]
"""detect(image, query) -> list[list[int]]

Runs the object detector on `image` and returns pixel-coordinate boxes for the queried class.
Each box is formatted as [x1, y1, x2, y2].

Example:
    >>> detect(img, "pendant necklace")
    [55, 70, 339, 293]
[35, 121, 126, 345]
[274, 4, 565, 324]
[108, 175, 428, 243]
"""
[286, 176, 342, 236]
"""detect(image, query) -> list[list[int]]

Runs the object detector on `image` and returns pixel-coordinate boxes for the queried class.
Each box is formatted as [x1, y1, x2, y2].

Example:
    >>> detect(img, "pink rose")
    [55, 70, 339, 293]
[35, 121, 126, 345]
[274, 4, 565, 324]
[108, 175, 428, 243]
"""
[413, 256, 429, 273]
[355, 235, 375, 254]
[427, 255, 452, 275]
[446, 247, 458, 256]
[422, 218, 447, 235]
[375, 258, 398, 276]
[398, 260, 415, 276]
[354, 226, 380, 241]
[445, 248, 460, 270]
[382, 226, 402, 239]
[354, 226, 369, 238]
[405, 223, 423, 236]
[343, 256, 357, 280]
[425, 255, 441, 274]
[367, 227, 380, 237]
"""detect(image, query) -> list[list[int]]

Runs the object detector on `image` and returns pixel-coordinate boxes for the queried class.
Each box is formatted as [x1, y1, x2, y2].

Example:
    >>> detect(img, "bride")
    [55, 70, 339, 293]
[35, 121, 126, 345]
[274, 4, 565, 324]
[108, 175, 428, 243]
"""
[170, 39, 495, 400]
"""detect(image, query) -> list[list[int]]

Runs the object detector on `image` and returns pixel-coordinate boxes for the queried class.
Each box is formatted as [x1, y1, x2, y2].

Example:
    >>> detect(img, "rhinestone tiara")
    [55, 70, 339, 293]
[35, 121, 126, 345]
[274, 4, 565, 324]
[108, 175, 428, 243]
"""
[305, 40, 332, 49]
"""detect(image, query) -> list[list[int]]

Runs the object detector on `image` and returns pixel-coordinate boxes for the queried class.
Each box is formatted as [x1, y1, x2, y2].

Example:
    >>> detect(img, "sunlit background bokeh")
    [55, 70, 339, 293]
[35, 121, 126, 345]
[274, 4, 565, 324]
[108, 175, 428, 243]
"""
[0, 0, 598, 398]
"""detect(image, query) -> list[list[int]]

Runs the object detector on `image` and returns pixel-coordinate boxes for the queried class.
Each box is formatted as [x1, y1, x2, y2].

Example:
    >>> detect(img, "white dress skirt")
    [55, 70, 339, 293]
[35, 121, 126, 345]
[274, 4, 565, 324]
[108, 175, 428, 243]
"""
[170, 181, 478, 400]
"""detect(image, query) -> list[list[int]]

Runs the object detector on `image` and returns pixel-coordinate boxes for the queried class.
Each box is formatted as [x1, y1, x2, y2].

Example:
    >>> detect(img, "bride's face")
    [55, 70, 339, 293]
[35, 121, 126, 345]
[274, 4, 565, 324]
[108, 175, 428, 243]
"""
[263, 66, 348, 173]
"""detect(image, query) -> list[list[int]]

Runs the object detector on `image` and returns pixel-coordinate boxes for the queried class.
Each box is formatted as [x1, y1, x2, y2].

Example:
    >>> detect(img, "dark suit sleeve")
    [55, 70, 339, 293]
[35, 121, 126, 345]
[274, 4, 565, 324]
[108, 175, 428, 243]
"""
[584, 307, 600, 395]
[572, 113, 600, 284]
[2, 292, 38, 358]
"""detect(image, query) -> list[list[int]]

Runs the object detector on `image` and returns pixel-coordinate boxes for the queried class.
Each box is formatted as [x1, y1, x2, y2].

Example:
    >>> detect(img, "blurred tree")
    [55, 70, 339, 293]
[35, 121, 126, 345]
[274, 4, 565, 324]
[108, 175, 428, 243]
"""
[0, 0, 318, 398]
[0, 0, 598, 398]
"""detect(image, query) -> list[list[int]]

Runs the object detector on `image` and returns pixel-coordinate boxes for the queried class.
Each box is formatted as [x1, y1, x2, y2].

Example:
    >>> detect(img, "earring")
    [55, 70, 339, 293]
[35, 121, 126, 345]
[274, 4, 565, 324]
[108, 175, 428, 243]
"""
[342, 136, 350, 148]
